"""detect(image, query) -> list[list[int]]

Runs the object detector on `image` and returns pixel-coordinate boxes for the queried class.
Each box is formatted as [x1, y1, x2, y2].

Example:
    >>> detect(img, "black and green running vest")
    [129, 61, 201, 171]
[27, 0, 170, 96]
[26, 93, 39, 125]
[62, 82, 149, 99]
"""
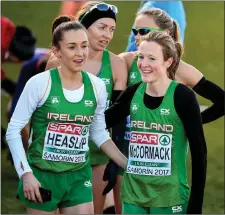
[121, 81, 189, 207]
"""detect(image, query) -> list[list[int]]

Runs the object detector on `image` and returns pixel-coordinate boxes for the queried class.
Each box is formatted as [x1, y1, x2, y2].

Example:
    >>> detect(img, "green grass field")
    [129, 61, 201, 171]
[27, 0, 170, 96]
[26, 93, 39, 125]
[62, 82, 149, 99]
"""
[1, 1, 224, 214]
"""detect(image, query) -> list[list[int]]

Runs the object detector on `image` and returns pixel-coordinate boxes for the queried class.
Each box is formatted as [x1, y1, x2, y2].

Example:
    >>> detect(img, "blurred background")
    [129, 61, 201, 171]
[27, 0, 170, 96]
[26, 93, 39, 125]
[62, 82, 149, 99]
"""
[1, 1, 224, 214]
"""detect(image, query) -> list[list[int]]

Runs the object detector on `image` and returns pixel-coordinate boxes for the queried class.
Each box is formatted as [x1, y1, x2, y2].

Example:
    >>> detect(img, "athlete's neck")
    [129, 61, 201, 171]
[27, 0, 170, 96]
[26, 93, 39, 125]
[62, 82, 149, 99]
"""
[58, 66, 83, 91]
[146, 78, 172, 97]
[88, 47, 103, 61]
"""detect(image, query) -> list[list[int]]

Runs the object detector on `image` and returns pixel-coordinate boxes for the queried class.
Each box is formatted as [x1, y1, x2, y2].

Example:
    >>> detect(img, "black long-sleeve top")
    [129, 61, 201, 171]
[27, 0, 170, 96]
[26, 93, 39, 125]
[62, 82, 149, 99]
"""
[105, 82, 207, 214]
[193, 77, 225, 124]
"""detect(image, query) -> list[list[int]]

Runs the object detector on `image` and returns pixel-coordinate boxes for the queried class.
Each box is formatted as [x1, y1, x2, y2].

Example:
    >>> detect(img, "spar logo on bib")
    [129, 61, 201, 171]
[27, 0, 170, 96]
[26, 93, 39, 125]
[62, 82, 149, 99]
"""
[131, 103, 139, 114]
[130, 132, 158, 145]
[51, 96, 60, 107]
[81, 126, 89, 136]
[47, 123, 89, 136]
[159, 135, 171, 146]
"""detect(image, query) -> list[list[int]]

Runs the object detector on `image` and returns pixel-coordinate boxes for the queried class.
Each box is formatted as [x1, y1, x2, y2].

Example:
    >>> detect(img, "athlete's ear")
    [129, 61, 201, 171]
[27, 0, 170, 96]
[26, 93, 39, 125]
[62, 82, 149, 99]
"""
[165, 57, 173, 68]
[52, 46, 61, 58]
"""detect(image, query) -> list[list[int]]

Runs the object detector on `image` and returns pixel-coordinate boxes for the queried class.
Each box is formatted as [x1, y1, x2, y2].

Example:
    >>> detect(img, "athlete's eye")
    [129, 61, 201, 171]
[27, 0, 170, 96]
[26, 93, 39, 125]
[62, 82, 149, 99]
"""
[138, 55, 144, 59]
[99, 26, 104, 30]
[149, 57, 156, 61]
[68, 46, 75, 50]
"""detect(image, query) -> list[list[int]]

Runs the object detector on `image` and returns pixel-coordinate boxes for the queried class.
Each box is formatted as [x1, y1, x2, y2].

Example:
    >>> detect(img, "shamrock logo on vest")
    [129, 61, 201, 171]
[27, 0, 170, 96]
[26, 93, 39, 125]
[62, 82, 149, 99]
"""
[130, 72, 137, 80]
[51, 96, 60, 107]
[131, 103, 139, 114]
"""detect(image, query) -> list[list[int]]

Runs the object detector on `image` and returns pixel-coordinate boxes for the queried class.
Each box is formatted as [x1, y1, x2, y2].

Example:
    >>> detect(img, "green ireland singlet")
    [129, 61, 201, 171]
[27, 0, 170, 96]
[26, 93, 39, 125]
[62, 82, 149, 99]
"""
[127, 55, 141, 85]
[28, 68, 97, 172]
[121, 81, 189, 207]
[89, 49, 114, 165]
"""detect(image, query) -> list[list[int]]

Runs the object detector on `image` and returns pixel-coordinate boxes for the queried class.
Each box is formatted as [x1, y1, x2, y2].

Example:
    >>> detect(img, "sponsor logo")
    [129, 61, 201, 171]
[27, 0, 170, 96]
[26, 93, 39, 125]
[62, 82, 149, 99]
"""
[84, 180, 92, 187]
[172, 205, 182, 213]
[160, 108, 170, 115]
[130, 132, 158, 145]
[101, 78, 110, 85]
[48, 123, 89, 136]
[51, 96, 60, 107]
[159, 135, 171, 146]
[85, 100, 94, 107]
[131, 103, 139, 114]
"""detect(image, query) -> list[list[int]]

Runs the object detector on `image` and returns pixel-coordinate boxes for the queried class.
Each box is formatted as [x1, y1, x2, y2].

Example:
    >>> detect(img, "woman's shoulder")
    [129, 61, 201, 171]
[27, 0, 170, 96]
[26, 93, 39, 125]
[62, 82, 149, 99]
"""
[174, 82, 196, 103]
[118, 51, 137, 69]
[108, 50, 127, 66]
[107, 51, 128, 77]
[175, 60, 203, 87]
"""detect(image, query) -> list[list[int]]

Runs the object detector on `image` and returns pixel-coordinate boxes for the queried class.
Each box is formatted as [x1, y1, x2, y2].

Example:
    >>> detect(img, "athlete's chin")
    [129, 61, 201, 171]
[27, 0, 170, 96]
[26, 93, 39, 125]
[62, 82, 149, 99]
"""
[141, 74, 155, 83]
[70, 66, 83, 73]
[94, 45, 106, 52]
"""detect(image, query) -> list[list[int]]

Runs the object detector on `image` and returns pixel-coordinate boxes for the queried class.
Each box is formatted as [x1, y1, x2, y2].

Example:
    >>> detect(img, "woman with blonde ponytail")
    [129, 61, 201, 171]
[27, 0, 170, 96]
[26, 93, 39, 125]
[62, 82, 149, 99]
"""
[119, 8, 224, 122]
[105, 30, 207, 214]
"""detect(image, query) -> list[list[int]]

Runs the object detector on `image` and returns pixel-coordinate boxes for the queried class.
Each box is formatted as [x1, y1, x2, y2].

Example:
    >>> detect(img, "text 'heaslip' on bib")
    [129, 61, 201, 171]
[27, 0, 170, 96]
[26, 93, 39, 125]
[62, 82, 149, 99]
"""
[43, 122, 89, 163]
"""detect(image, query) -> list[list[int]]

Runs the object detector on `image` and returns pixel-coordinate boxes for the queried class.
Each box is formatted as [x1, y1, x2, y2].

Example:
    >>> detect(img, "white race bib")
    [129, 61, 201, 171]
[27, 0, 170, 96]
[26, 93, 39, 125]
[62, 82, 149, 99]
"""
[42, 122, 89, 163]
[126, 131, 172, 176]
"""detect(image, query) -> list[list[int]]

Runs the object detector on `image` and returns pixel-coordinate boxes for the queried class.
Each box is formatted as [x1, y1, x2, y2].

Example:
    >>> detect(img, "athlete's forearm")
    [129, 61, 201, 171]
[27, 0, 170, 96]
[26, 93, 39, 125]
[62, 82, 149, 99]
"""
[7, 137, 32, 178]
[174, 85, 207, 213]
[21, 123, 30, 152]
[89, 79, 111, 147]
[100, 139, 127, 169]
[110, 90, 126, 148]
[193, 77, 225, 124]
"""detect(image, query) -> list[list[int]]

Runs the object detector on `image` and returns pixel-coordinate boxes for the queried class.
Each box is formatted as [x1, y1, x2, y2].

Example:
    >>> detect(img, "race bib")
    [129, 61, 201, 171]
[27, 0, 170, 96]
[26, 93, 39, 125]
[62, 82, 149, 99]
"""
[42, 122, 89, 163]
[126, 131, 172, 176]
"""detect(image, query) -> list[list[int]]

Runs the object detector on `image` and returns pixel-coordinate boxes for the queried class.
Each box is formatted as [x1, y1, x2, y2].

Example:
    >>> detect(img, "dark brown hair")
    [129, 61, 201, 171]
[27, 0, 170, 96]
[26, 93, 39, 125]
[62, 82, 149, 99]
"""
[51, 15, 76, 35]
[140, 31, 183, 80]
[52, 21, 87, 49]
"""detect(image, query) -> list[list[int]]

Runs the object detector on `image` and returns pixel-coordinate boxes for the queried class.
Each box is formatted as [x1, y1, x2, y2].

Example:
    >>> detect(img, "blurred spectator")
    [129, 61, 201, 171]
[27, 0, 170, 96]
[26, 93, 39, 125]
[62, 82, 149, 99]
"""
[6, 49, 50, 163]
[1, 16, 36, 150]
[9, 49, 50, 118]
[1, 16, 36, 94]
[59, 1, 86, 16]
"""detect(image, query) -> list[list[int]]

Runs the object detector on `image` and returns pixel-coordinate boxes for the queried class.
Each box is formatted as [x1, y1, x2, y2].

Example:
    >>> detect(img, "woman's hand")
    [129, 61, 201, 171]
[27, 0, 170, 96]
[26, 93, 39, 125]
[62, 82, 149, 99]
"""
[22, 172, 43, 203]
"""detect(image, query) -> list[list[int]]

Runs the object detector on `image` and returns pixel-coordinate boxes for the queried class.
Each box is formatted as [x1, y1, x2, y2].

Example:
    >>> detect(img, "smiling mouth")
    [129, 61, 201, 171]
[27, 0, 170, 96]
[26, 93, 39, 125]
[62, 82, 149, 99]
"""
[141, 70, 153, 74]
[73, 59, 83, 64]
